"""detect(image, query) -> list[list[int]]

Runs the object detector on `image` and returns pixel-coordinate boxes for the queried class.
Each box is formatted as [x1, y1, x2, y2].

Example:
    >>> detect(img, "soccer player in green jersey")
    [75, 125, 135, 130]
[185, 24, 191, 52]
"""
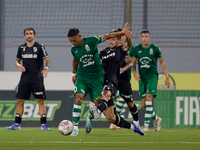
[67, 25, 128, 136]
[131, 29, 170, 132]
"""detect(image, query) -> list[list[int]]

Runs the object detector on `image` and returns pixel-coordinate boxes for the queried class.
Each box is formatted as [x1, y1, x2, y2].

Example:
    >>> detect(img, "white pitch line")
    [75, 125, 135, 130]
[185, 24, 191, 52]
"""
[0, 141, 199, 144]
[0, 128, 184, 132]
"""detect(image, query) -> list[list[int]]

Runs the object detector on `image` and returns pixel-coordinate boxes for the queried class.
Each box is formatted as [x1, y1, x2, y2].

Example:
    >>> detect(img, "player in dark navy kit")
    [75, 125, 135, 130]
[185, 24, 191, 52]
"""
[85, 23, 145, 136]
[6, 27, 51, 130]
[105, 29, 140, 131]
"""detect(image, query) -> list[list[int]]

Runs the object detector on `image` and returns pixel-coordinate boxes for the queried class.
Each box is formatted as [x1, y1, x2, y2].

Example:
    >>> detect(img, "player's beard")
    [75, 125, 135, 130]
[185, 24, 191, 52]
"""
[26, 38, 33, 43]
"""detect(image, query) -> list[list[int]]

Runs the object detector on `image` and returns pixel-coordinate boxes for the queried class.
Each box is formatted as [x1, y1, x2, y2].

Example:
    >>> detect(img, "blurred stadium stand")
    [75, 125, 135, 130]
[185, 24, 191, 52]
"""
[0, 0, 200, 71]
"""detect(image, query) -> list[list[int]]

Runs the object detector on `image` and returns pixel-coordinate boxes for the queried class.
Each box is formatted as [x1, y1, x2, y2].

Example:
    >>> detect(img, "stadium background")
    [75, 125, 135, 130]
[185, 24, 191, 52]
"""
[0, 0, 199, 128]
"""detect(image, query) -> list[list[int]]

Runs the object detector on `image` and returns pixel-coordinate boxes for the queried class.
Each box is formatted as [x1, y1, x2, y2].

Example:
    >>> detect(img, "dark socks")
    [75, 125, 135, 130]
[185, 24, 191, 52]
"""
[40, 114, 47, 124]
[15, 113, 21, 124]
[129, 104, 138, 121]
[114, 114, 131, 129]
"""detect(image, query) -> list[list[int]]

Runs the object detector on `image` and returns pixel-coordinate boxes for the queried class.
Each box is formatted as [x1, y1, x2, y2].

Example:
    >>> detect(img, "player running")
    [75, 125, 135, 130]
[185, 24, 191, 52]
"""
[67, 23, 129, 136]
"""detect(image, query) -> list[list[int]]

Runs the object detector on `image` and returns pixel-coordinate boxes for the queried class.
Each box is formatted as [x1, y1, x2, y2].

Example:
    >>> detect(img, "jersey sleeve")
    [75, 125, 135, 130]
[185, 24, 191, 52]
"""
[90, 35, 103, 45]
[131, 46, 138, 58]
[16, 46, 22, 60]
[155, 46, 162, 58]
[40, 44, 48, 59]
[71, 47, 76, 58]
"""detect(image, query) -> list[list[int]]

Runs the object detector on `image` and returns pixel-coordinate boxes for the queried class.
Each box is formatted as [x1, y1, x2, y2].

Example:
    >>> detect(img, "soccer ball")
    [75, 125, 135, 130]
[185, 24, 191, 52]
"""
[58, 120, 74, 136]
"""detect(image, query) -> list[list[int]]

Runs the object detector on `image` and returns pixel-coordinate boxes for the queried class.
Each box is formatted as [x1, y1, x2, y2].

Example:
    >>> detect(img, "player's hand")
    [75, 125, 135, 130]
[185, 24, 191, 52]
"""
[124, 22, 131, 32]
[165, 77, 170, 88]
[120, 68, 124, 74]
[133, 72, 140, 81]
[72, 76, 77, 85]
[41, 69, 48, 78]
[125, 31, 133, 38]
[17, 65, 26, 72]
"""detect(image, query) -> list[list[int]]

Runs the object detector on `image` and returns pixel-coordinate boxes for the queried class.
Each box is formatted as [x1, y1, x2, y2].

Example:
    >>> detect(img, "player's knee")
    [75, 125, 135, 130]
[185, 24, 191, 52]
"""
[146, 94, 153, 100]
[127, 102, 134, 108]
[101, 90, 112, 101]
[37, 99, 45, 106]
[74, 93, 84, 104]
[16, 99, 25, 106]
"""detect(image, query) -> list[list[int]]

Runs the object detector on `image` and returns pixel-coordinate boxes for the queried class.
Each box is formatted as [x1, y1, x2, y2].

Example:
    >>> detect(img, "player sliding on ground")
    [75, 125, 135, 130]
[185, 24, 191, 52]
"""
[85, 23, 145, 136]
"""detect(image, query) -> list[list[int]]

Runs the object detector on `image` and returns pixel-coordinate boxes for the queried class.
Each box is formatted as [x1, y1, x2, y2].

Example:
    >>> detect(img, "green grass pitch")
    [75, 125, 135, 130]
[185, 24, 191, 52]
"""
[0, 127, 199, 150]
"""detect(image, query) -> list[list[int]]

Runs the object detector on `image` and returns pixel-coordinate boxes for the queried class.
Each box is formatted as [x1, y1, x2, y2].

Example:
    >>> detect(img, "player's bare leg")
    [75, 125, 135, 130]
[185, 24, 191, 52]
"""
[6, 99, 25, 130]
[37, 99, 50, 130]
[98, 90, 145, 136]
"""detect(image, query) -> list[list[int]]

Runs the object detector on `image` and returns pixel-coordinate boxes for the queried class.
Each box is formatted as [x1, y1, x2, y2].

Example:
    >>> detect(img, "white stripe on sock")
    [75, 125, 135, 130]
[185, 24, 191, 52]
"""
[74, 104, 81, 109]
[72, 112, 81, 117]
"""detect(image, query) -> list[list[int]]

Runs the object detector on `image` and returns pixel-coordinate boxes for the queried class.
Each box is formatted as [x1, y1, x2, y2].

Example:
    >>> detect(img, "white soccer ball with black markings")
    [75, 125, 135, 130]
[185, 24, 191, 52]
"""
[58, 120, 74, 136]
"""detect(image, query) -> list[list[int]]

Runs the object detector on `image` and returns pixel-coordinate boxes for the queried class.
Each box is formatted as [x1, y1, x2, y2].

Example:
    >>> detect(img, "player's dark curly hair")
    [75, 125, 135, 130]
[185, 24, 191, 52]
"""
[24, 27, 35, 36]
[67, 28, 80, 37]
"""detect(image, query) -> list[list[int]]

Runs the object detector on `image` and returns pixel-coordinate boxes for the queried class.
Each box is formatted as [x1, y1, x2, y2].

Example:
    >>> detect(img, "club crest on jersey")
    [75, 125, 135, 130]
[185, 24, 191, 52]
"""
[149, 48, 153, 55]
[21, 46, 26, 51]
[33, 47, 37, 52]
[85, 44, 90, 52]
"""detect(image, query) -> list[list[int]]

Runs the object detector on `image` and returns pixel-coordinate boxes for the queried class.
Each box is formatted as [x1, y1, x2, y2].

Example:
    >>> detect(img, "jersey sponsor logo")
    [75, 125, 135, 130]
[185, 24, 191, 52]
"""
[102, 52, 115, 60]
[83, 60, 94, 67]
[139, 57, 152, 69]
[150, 48, 153, 55]
[85, 44, 91, 52]
[80, 54, 95, 67]
[22, 54, 37, 59]
[75, 51, 78, 54]
[138, 51, 142, 53]
[33, 47, 37, 52]
[82, 57, 92, 63]
[80, 54, 93, 62]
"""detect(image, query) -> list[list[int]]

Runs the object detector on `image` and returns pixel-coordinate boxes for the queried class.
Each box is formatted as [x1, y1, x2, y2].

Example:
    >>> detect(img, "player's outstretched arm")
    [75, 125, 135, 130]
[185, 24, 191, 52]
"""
[158, 57, 170, 88]
[123, 31, 133, 52]
[102, 31, 125, 42]
[102, 22, 131, 42]
[15, 60, 26, 72]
